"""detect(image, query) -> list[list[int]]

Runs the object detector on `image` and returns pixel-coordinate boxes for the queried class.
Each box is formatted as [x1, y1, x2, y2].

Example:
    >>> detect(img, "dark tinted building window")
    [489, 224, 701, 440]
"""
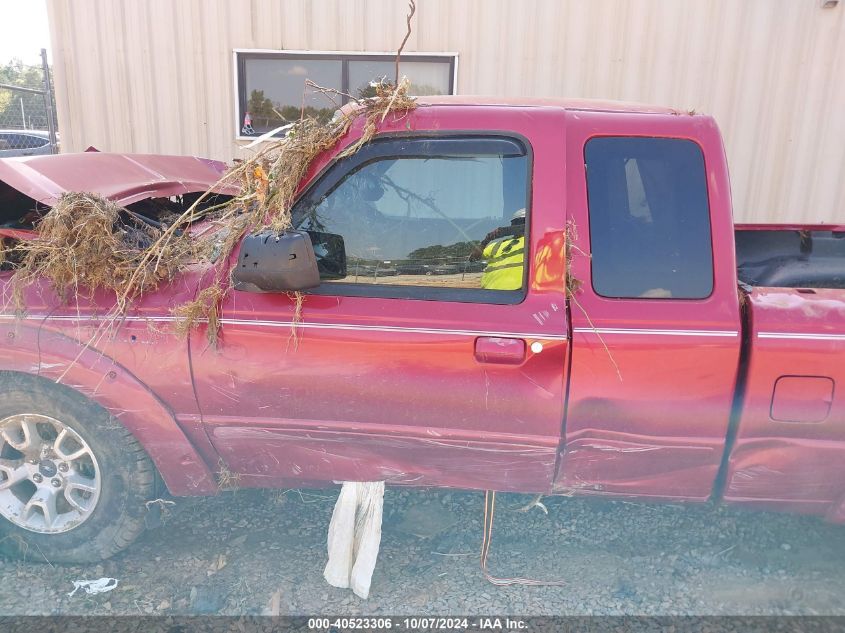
[236, 53, 455, 135]
[585, 137, 713, 299]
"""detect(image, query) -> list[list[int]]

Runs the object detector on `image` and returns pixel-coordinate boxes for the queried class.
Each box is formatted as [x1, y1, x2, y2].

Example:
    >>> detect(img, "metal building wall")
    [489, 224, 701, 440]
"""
[46, 0, 844, 223]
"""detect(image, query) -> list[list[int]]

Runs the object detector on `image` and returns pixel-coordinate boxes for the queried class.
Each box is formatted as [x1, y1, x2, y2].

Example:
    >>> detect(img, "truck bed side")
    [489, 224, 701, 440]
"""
[724, 287, 845, 519]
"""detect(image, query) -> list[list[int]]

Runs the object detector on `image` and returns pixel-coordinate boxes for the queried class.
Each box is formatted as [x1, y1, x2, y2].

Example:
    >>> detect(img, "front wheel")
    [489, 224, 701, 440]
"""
[0, 373, 157, 562]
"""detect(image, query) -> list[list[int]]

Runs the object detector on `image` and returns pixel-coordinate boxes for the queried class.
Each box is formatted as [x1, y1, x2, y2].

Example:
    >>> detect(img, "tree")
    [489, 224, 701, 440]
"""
[0, 58, 53, 131]
[246, 90, 336, 132]
[408, 240, 480, 262]
[246, 89, 278, 130]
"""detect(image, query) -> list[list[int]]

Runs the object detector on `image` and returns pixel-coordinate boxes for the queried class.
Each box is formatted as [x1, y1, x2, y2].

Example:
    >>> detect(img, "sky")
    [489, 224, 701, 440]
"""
[0, 0, 51, 65]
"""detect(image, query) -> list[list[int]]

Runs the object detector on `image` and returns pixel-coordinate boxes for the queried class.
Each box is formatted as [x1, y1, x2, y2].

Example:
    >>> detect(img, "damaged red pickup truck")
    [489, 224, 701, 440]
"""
[1, 97, 844, 562]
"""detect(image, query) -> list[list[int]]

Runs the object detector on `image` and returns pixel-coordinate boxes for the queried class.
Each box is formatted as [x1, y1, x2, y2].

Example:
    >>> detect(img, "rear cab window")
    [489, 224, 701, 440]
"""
[584, 137, 713, 299]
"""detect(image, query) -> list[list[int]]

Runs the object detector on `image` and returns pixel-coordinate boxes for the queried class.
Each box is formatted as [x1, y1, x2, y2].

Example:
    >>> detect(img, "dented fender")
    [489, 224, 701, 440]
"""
[0, 320, 217, 496]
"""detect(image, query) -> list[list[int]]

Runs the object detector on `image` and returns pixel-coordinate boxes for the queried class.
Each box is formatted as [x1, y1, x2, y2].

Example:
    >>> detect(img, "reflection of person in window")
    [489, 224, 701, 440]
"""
[479, 208, 525, 291]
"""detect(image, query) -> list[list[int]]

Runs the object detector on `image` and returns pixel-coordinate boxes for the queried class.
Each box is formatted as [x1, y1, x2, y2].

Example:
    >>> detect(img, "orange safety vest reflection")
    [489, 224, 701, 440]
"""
[533, 231, 567, 292]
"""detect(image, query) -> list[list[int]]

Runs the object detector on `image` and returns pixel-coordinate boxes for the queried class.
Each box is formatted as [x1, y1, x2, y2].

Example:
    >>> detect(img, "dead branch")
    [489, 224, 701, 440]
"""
[565, 221, 622, 382]
[304, 79, 358, 107]
[395, 0, 417, 85]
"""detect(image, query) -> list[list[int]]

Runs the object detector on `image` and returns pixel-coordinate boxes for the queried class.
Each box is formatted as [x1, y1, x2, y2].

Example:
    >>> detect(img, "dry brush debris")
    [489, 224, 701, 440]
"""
[9, 192, 194, 312]
[7, 79, 418, 344]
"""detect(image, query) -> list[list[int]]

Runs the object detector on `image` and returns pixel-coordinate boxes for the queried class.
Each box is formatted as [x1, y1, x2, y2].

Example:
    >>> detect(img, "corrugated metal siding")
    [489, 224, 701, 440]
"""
[46, 0, 844, 223]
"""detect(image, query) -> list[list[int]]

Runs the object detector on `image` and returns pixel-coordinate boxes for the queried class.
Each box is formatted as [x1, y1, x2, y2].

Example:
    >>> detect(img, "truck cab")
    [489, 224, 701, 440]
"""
[192, 99, 747, 499]
[194, 97, 845, 521]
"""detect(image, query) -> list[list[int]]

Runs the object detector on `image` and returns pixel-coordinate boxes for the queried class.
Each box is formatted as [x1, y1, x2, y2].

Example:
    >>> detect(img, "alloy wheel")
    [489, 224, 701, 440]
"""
[0, 414, 101, 534]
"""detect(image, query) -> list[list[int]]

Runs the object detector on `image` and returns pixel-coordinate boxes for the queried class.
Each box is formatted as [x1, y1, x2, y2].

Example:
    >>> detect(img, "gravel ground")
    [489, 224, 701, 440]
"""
[1, 488, 844, 616]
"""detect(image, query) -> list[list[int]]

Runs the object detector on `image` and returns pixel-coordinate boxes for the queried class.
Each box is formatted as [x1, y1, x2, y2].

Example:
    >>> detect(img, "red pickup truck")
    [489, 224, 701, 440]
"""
[0, 97, 843, 563]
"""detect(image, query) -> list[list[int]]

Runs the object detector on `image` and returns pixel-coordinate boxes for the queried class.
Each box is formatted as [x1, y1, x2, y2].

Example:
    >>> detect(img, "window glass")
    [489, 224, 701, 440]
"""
[585, 137, 713, 299]
[0, 133, 47, 150]
[242, 58, 342, 132]
[294, 139, 529, 296]
[238, 54, 454, 136]
[348, 60, 452, 99]
[19, 134, 49, 149]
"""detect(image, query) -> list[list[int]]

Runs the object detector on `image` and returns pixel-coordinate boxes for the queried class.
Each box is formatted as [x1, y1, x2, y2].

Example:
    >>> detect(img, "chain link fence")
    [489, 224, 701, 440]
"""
[0, 49, 58, 157]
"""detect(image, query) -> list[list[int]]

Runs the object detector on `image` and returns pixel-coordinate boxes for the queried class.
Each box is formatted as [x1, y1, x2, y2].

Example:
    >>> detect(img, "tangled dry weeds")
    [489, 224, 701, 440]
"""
[6, 79, 417, 343]
[8, 193, 194, 312]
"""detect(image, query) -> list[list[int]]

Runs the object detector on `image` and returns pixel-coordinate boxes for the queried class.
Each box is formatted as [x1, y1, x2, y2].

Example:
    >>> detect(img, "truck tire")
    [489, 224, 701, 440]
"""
[0, 372, 156, 562]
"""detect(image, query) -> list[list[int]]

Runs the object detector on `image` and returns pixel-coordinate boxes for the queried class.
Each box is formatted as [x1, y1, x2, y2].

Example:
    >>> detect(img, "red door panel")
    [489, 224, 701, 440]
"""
[192, 294, 567, 491]
[554, 111, 743, 501]
[189, 106, 572, 493]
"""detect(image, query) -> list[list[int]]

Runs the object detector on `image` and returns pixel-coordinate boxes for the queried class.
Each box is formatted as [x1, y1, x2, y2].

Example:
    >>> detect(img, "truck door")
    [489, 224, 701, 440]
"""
[555, 111, 742, 500]
[190, 111, 571, 492]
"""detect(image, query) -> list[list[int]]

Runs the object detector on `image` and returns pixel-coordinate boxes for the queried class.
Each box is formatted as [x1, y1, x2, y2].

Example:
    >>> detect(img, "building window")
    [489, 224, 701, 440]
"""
[584, 137, 713, 300]
[290, 135, 530, 304]
[235, 51, 456, 136]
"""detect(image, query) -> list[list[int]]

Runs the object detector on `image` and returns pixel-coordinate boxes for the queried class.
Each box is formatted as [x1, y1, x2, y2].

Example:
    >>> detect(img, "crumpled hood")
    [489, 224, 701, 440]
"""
[0, 152, 237, 207]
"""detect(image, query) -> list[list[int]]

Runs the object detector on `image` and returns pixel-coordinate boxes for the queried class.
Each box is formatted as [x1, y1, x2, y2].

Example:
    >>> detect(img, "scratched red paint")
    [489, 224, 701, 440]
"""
[0, 98, 843, 523]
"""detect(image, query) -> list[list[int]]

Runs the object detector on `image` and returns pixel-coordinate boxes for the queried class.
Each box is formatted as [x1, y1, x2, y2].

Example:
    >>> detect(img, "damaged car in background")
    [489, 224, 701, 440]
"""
[0, 97, 844, 577]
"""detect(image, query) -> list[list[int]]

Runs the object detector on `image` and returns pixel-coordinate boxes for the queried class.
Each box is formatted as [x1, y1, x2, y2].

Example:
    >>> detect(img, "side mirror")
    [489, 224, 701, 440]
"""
[232, 230, 320, 293]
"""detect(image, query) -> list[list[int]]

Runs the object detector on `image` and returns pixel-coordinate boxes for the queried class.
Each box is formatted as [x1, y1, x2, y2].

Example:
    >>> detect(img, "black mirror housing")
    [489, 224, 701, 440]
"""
[233, 230, 321, 293]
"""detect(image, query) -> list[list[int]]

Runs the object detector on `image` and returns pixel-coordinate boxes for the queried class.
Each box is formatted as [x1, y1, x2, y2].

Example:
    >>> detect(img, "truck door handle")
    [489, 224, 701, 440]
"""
[474, 337, 526, 365]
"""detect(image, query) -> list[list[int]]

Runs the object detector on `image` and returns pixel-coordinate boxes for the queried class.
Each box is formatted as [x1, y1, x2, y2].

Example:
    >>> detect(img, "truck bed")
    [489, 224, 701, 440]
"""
[724, 286, 845, 520]
[736, 224, 845, 289]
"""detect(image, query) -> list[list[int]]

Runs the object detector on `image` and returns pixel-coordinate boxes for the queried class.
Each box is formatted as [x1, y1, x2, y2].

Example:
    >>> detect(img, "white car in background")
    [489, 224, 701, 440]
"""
[0, 129, 57, 157]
